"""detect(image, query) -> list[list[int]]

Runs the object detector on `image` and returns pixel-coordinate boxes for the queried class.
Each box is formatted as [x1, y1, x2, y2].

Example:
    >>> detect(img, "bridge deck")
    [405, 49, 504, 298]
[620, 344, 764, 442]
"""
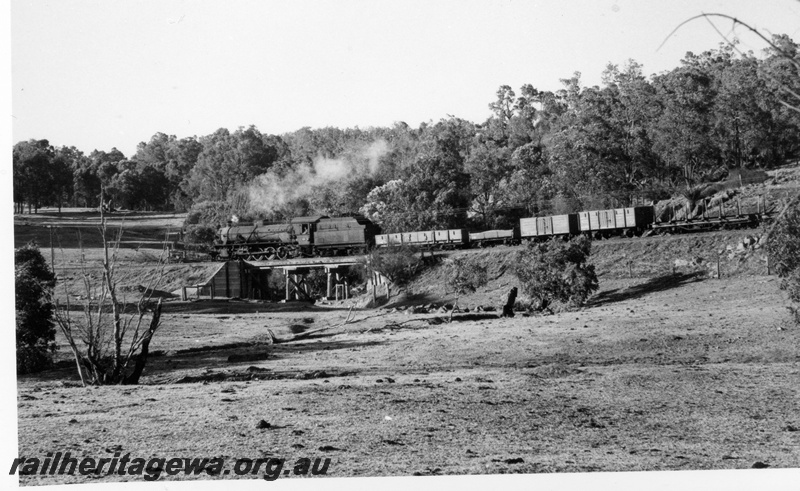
[243, 255, 366, 270]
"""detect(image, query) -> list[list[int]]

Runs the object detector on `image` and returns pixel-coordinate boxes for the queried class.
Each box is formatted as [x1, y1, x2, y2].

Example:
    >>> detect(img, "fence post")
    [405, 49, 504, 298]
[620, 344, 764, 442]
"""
[717, 257, 721, 279]
[181, 286, 187, 301]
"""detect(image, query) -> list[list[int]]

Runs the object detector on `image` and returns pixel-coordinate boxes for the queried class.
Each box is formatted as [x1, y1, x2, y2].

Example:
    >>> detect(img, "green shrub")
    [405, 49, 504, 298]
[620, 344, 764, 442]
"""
[15, 243, 57, 373]
[362, 245, 425, 287]
[185, 200, 228, 227]
[443, 257, 488, 320]
[512, 236, 599, 312]
[443, 257, 488, 297]
[184, 224, 217, 247]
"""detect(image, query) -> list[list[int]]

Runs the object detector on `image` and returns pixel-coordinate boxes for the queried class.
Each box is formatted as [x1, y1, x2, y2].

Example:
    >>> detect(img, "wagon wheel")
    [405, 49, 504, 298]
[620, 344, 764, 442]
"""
[276, 246, 288, 259]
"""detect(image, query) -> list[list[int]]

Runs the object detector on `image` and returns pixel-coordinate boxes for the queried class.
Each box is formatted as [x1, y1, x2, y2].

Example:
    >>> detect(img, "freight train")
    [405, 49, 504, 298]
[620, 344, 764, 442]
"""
[213, 198, 774, 260]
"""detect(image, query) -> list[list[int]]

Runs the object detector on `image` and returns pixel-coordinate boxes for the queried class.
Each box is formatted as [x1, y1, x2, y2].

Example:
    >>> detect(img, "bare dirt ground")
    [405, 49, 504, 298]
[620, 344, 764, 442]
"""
[16, 265, 800, 484]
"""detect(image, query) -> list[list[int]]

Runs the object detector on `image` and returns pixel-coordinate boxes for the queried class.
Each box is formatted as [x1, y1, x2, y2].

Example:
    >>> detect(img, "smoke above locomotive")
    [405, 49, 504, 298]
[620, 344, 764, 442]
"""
[247, 139, 389, 216]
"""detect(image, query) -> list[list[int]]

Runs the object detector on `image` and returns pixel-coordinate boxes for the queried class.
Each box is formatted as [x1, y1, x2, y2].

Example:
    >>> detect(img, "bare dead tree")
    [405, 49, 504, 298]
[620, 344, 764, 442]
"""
[50, 208, 169, 385]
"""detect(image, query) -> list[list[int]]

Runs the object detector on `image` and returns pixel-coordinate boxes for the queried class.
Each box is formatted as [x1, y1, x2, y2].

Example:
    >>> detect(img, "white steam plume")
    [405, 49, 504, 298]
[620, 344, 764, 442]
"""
[248, 139, 390, 215]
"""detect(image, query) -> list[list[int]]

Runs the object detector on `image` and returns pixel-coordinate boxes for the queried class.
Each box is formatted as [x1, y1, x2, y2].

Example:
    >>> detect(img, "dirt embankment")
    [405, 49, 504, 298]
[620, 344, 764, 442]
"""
[397, 229, 773, 311]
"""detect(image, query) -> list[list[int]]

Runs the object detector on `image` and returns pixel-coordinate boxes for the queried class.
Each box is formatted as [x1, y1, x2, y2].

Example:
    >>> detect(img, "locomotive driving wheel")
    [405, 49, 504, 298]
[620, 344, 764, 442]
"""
[264, 247, 276, 260]
[276, 246, 288, 259]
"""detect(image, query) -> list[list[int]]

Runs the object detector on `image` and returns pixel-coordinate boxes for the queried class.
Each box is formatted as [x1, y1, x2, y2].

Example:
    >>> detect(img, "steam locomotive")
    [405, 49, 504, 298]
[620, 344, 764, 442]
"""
[213, 215, 380, 260]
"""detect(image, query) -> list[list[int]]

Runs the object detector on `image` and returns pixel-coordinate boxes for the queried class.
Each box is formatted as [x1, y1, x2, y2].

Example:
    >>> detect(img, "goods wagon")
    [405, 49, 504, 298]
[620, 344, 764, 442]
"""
[578, 206, 654, 238]
[468, 228, 520, 247]
[434, 229, 468, 249]
[519, 214, 580, 240]
[375, 229, 467, 249]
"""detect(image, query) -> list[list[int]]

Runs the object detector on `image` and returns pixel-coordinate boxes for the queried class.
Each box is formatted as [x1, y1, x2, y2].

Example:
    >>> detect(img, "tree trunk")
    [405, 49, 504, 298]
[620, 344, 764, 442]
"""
[449, 296, 459, 323]
[124, 299, 162, 384]
[502, 287, 518, 317]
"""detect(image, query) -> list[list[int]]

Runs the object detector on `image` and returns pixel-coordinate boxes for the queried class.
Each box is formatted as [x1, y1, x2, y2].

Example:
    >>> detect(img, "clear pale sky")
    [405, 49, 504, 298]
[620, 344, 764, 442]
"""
[10, 0, 800, 157]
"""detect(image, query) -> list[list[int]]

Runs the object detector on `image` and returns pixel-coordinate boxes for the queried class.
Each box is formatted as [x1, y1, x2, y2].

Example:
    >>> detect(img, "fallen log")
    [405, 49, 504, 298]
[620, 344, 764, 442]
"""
[266, 307, 388, 343]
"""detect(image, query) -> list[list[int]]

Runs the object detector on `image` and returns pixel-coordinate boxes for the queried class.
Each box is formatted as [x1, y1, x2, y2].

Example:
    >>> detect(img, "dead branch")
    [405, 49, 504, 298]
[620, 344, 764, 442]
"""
[659, 13, 800, 71]
[265, 306, 380, 343]
[365, 318, 429, 333]
[659, 12, 800, 113]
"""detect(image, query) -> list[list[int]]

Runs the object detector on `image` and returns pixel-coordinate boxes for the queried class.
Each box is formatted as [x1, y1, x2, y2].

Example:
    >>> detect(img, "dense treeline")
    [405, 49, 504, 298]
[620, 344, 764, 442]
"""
[13, 38, 800, 234]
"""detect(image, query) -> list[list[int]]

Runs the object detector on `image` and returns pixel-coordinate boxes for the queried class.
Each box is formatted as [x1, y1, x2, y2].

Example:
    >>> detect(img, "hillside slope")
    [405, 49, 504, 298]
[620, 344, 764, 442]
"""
[398, 228, 774, 311]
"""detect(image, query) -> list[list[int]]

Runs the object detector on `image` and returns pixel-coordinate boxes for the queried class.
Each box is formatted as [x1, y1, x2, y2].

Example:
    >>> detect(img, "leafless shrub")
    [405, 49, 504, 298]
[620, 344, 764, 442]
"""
[50, 210, 168, 385]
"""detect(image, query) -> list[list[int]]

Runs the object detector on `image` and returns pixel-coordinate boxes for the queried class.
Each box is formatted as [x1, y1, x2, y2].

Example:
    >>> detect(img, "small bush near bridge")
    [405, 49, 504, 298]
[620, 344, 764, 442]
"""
[363, 245, 426, 287]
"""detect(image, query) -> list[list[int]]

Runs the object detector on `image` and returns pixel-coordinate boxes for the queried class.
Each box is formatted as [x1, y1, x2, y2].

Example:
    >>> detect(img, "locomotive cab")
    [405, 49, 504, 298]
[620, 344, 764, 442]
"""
[290, 216, 326, 253]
